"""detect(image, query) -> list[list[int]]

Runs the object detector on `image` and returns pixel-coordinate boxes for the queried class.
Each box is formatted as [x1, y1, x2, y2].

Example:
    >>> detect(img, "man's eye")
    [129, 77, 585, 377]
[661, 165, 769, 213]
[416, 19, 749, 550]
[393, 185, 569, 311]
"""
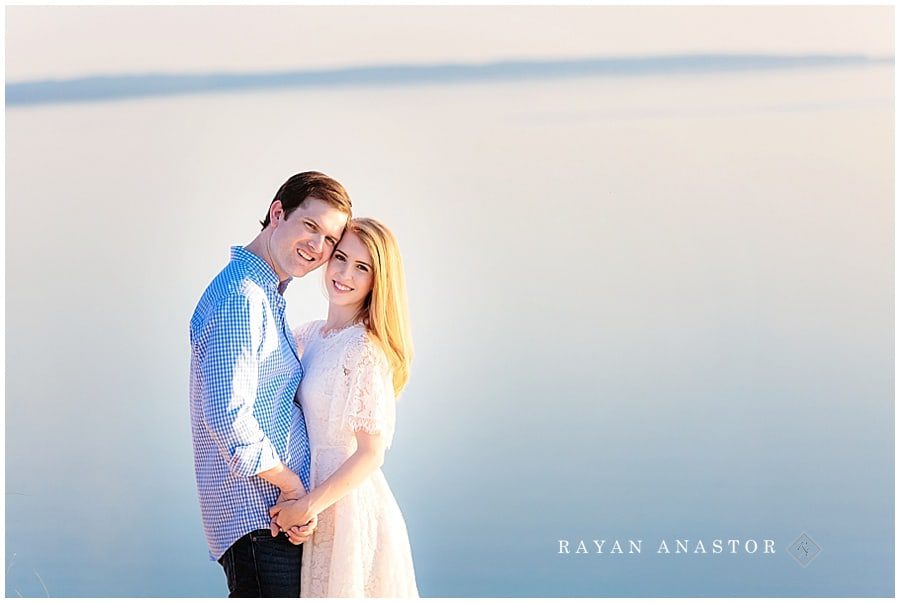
[305, 221, 318, 231]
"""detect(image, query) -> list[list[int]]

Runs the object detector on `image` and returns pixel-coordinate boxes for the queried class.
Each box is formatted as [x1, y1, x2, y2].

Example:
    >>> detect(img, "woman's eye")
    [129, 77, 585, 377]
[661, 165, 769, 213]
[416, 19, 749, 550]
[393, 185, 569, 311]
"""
[357, 265, 368, 272]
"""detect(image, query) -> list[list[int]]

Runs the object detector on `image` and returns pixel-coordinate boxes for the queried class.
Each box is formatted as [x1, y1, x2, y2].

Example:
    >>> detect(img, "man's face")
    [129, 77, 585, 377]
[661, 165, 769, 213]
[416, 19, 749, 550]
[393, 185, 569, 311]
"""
[267, 196, 348, 280]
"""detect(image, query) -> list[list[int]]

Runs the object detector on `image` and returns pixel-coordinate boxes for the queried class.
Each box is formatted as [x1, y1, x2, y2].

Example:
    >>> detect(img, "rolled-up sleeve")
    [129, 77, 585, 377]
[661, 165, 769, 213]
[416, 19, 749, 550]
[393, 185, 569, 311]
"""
[195, 292, 281, 478]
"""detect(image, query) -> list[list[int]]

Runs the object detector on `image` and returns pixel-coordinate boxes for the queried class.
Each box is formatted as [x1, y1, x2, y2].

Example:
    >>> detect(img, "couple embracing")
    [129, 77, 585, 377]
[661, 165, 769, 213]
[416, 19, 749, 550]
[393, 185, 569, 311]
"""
[189, 172, 418, 597]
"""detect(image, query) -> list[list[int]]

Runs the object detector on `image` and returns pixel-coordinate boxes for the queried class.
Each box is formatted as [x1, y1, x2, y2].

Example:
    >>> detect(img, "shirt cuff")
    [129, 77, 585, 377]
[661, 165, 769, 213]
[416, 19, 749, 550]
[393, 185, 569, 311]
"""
[228, 439, 281, 478]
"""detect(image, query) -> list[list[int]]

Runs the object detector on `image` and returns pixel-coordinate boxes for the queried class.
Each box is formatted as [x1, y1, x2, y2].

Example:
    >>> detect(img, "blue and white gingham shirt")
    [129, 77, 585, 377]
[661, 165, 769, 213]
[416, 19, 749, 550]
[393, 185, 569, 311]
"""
[189, 246, 311, 561]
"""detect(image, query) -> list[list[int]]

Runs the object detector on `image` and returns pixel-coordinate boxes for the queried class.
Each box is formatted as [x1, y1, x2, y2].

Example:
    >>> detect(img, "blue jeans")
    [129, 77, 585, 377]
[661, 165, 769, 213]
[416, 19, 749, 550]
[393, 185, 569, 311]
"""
[217, 529, 302, 597]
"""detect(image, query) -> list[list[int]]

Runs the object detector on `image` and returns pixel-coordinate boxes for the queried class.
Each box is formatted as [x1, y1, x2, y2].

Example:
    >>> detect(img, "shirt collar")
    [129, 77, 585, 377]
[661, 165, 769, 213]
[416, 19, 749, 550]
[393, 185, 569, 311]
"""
[230, 246, 292, 293]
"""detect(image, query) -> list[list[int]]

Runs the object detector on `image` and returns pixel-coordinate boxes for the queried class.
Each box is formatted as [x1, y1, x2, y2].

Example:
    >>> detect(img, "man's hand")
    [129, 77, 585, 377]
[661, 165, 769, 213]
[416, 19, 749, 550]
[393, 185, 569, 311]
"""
[286, 515, 318, 545]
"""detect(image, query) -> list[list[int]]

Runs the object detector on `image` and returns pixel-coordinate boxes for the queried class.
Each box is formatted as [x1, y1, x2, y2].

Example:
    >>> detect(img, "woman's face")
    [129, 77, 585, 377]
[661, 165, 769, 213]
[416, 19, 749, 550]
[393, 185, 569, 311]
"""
[325, 230, 375, 310]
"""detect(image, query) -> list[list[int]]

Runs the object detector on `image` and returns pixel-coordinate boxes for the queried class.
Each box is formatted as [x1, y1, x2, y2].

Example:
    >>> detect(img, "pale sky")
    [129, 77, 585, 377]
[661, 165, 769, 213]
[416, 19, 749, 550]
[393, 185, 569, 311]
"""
[5, 5, 894, 82]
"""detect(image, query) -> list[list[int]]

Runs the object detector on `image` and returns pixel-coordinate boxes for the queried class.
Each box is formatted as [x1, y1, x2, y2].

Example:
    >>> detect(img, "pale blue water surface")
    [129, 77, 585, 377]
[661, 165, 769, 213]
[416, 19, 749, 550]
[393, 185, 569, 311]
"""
[5, 62, 893, 596]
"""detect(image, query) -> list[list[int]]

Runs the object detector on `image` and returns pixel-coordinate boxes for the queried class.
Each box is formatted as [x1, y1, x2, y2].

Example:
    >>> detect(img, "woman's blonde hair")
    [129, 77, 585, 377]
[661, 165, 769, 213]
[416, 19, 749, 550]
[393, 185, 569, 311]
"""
[346, 218, 413, 397]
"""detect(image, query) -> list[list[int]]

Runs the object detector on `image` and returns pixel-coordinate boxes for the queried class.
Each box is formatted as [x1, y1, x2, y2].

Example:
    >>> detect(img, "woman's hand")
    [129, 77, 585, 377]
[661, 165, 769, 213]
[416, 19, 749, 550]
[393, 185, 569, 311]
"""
[269, 489, 305, 536]
[269, 495, 316, 530]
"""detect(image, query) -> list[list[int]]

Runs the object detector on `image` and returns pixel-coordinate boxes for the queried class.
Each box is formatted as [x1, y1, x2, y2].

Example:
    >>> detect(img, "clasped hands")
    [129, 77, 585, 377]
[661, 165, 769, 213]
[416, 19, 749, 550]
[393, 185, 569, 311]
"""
[269, 489, 318, 545]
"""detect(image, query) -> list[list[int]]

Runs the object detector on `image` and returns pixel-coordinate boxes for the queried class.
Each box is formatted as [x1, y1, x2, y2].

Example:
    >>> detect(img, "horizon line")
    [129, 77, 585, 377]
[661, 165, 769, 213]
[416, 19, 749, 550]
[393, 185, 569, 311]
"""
[7, 53, 893, 107]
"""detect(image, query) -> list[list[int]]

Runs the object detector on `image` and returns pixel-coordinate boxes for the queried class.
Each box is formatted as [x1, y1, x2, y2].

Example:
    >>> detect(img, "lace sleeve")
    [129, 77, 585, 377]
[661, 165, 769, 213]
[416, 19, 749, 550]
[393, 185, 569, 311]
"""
[340, 332, 396, 449]
[292, 320, 321, 355]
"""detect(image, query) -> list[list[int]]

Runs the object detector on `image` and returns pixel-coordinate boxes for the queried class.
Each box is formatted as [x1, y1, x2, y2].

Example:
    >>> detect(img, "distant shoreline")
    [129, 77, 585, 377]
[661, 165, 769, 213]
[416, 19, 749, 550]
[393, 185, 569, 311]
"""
[6, 54, 893, 107]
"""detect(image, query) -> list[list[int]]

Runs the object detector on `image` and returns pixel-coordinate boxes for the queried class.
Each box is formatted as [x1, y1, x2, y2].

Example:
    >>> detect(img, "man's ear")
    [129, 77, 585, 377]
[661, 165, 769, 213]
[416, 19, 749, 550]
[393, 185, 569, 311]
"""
[269, 200, 284, 225]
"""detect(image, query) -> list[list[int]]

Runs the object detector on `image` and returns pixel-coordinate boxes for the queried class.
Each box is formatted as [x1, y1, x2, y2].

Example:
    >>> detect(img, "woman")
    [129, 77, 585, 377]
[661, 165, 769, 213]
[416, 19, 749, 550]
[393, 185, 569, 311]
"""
[269, 217, 419, 597]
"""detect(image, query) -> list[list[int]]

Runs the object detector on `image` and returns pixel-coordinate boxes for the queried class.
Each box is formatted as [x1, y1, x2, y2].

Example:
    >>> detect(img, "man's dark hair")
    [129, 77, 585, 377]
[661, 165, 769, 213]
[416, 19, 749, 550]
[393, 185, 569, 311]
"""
[260, 171, 352, 229]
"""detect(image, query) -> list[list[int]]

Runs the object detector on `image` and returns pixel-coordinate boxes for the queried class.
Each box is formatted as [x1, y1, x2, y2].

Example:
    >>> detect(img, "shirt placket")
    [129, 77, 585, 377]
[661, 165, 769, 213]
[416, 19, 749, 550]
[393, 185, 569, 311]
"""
[273, 296, 300, 367]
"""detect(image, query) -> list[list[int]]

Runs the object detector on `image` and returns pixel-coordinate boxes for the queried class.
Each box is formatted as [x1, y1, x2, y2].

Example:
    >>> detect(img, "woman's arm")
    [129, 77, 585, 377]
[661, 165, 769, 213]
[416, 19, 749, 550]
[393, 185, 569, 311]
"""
[270, 430, 386, 529]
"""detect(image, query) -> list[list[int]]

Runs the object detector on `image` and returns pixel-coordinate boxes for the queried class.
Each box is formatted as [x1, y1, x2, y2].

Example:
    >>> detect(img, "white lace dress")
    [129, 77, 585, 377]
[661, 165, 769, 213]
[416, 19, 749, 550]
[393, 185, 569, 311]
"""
[293, 320, 419, 598]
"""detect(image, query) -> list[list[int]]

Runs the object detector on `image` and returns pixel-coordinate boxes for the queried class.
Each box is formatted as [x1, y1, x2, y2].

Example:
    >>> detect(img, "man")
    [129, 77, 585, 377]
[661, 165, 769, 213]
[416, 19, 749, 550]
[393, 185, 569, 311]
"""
[189, 172, 351, 597]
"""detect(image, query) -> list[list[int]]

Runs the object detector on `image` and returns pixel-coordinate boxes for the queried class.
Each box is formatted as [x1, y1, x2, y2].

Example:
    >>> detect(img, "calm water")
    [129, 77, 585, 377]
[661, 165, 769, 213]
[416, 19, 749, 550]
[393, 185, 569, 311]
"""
[6, 64, 893, 596]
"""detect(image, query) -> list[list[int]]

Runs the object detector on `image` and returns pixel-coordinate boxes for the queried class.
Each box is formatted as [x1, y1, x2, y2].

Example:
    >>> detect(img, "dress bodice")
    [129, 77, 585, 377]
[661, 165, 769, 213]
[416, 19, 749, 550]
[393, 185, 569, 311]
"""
[294, 320, 396, 465]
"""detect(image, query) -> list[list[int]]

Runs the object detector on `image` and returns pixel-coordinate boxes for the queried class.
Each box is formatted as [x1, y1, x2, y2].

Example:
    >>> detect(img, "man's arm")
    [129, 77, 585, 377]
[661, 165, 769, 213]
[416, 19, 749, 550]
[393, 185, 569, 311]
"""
[259, 463, 304, 495]
[195, 292, 302, 489]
